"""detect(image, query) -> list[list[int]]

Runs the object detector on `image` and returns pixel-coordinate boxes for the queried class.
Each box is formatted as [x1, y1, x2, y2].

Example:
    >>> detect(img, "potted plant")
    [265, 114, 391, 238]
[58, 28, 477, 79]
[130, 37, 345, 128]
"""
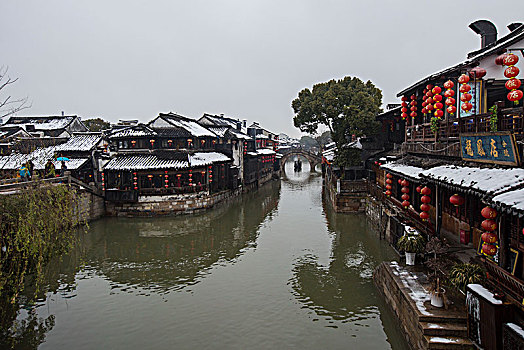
[397, 231, 425, 265]
[425, 237, 451, 308]
[449, 263, 484, 294]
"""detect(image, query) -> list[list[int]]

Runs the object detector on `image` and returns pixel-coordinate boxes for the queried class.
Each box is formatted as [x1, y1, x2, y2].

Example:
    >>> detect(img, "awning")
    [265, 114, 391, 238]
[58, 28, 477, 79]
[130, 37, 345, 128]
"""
[380, 163, 424, 181]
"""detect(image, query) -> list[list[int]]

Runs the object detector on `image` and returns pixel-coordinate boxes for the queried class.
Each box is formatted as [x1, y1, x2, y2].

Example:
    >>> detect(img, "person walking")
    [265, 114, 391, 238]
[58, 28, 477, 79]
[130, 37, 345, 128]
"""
[19, 164, 30, 182]
[45, 159, 55, 178]
[60, 160, 67, 176]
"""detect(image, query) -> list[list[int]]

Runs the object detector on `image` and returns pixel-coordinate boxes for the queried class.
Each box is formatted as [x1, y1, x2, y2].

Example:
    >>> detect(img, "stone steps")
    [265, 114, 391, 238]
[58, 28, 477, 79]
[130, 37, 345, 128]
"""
[424, 335, 475, 349]
[420, 321, 468, 337]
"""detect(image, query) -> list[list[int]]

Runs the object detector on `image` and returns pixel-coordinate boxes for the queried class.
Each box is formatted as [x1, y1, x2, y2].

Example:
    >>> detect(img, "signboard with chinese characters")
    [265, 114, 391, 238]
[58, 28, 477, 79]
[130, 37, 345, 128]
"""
[459, 81, 482, 117]
[460, 132, 520, 166]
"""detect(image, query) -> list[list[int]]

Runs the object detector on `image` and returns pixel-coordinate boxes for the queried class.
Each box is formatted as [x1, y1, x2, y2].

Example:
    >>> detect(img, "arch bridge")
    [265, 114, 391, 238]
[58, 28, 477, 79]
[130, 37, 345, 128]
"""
[278, 149, 322, 172]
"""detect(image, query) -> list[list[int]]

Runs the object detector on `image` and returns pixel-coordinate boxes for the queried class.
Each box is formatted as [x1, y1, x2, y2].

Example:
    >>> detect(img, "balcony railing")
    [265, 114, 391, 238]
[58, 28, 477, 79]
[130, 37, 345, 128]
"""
[405, 107, 524, 144]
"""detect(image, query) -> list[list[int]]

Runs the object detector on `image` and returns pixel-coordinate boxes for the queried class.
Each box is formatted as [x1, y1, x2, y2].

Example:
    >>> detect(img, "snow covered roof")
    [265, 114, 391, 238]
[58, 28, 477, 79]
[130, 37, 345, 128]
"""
[322, 149, 335, 161]
[254, 134, 269, 139]
[381, 163, 424, 180]
[420, 165, 524, 197]
[103, 152, 230, 171]
[199, 114, 239, 128]
[206, 126, 228, 138]
[345, 138, 362, 149]
[158, 113, 216, 137]
[2, 116, 77, 131]
[54, 133, 103, 152]
[256, 148, 276, 155]
[189, 152, 230, 167]
[108, 125, 157, 138]
[227, 128, 252, 140]
[491, 188, 524, 214]
[103, 154, 189, 171]
[0, 145, 89, 170]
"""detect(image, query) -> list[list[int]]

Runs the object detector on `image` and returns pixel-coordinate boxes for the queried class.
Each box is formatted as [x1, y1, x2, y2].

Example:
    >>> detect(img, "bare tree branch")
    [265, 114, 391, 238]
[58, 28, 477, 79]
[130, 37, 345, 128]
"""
[0, 66, 31, 120]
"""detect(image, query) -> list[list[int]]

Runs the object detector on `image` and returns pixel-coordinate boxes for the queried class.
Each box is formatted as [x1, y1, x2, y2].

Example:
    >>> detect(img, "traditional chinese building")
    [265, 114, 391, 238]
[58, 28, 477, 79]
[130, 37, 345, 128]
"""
[374, 20, 524, 349]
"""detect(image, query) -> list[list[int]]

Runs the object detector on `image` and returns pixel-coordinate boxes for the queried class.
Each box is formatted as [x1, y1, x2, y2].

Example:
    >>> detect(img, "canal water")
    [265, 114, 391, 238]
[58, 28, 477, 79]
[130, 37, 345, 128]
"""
[7, 158, 408, 349]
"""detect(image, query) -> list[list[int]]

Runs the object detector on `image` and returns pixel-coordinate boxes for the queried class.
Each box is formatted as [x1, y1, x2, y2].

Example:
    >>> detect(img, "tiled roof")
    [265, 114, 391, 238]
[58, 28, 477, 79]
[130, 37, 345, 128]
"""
[2, 116, 76, 130]
[158, 113, 216, 137]
[189, 152, 230, 167]
[227, 129, 252, 140]
[108, 125, 157, 139]
[54, 133, 103, 152]
[0, 145, 89, 170]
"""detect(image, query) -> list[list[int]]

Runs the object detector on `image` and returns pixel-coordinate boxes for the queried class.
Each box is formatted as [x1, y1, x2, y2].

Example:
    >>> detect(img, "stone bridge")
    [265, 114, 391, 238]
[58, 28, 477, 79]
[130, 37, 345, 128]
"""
[278, 149, 322, 172]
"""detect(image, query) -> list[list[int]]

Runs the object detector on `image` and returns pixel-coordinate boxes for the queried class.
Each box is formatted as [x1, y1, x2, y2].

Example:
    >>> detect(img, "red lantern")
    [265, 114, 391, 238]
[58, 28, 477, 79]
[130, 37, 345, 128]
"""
[460, 93, 472, 102]
[506, 78, 521, 90]
[481, 232, 498, 244]
[481, 206, 497, 219]
[421, 195, 431, 204]
[508, 90, 523, 103]
[420, 203, 430, 212]
[420, 211, 429, 220]
[426, 103, 434, 111]
[427, 97, 434, 104]
[402, 200, 410, 208]
[386, 178, 393, 184]
[410, 94, 416, 100]
[481, 219, 497, 232]
[398, 179, 402, 185]
[461, 102, 473, 111]
[401, 107, 408, 113]
[385, 190, 392, 196]
[458, 74, 470, 84]
[410, 112, 417, 118]
[421, 108, 427, 114]
[401, 113, 408, 119]
[386, 185, 392, 190]
[495, 53, 508, 66]
[426, 84, 433, 90]
[469, 67, 487, 79]
[449, 194, 464, 206]
[504, 66, 520, 78]
[445, 97, 456, 106]
[443, 80, 454, 89]
[401, 101, 408, 107]
[401, 179, 409, 187]
[416, 186, 422, 193]
[386, 173, 393, 179]
[447, 106, 457, 114]
[482, 244, 497, 256]
[459, 84, 471, 93]
[503, 53, 519, 66]
[401, 96, 408, 101]
[433, 94, 443, 102]
[444, 89, 455, 97]
[432, 86, 442, 94]
[434, 110, 444, 118]
[401, 193, 410, 201]
[401, 187, 410, 194]
[421, 187, 431, 195]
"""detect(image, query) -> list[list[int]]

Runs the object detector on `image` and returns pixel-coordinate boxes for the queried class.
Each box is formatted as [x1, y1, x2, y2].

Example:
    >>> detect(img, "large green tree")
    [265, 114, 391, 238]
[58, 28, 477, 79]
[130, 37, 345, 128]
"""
[292, 76, 382, 166]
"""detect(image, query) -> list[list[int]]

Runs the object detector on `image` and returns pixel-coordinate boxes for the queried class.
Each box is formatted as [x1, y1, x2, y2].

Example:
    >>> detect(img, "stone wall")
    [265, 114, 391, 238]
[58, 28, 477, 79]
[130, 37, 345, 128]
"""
[373, 262, 427, 350]
[323, 177, 367, 212]
[75, 189, 105, 222]
[106, 188, 242, 216]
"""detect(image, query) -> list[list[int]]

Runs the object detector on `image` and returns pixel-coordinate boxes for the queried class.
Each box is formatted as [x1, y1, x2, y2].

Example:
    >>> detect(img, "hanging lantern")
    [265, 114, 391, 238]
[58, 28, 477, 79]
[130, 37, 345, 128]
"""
[505, 78, 521, 90]
[447, 106, 457, 115]
[432, 86, 443, 119]
[460, 93, 472, 102]
[495, 53, 508, 65]
[459, 74, 473, 113]
[386, 185, 392, 190]
[386, 173, 393, 179]
[481, 219, 497, 232]
[459, 84, 471, 93]
[482, 244, 497, 256]
[449, 194, 465, 206]
[398, 179, 402, 185]
[416, 186, 422, 193]
[481, 206, 497, 219]
[401, 179, 409, 187]
[458, 74, 470, 84]
[420, 211, 429, 221]
[461, 102, 473, 111]
[508, 90, 524, 103]
[402, 200, 410, 208]
[386, 178, 393, 184]
[504, 53, 519, 66]
[426, 84, 433, 90]
[401, 193, 410, 201]
[421, 195, 431, 204]
[385, 190, 392, 196]
[401, 187, 410, 194]
[504, 66, 520, 79]
[420, 203, 430, 212]
[469, 67, 487, 79]
[443, 80, 456, 117]
[401, 96, 408, 101]
[421, 186, 431, 195]
[481, 232, 498, 244]
[503, 53, 522, 105]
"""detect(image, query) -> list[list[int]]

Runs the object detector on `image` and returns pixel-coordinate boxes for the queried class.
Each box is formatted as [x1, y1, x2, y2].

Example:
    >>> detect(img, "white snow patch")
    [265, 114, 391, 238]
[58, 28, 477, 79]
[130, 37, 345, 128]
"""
[506, 323, 524, 339]
[467, 284, 502, 304]
[430, 337, 460, 343]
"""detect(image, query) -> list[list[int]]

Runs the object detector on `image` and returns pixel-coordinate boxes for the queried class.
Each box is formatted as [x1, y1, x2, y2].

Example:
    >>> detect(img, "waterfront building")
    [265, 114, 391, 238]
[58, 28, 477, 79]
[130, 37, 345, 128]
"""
[373, 20, 524, 348]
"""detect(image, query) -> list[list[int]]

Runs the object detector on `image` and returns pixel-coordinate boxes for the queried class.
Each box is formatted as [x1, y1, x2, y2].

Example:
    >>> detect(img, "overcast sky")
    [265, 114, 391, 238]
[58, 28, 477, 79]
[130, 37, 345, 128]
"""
[2, 1, 524, 137]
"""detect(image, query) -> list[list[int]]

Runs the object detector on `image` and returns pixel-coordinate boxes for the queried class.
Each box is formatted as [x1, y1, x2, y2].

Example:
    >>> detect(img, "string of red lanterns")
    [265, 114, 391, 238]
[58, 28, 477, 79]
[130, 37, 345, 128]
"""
[443, 80, 456, 116]
[458, 74, 473, 113]
[480, 206, 498, 257]
[432, 86, 444, 119]
[400, 179, 410, 209]
[401, 96, 409, 120]
[419, 186, 431, 221]
[410, 95, 417, 120]
[503, 53, 523, 105]
[385, 173, 393, 196]
[424, 85, 434, 118]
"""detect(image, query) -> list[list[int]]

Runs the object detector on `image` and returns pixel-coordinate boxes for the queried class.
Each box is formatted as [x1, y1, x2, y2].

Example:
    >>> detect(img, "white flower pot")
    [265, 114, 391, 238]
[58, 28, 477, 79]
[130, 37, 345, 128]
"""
[430, 290, 445, 308]
[405, 252, 416, 265]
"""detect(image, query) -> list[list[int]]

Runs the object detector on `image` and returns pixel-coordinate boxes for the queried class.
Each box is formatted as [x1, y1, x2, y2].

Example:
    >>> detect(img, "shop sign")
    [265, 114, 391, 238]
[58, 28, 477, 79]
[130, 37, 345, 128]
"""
[460, 132, 520, 166]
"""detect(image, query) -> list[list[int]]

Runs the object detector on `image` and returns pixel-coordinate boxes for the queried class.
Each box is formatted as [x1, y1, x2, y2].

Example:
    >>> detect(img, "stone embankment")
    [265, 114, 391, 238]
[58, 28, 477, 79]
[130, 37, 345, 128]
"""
[373, 262, 474, 350]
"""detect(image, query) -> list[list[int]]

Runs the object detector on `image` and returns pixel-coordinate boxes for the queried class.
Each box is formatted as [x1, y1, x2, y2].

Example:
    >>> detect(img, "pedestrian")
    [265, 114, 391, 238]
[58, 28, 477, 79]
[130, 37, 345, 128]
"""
[45, 159, 55, 178]
[60, 160, 67, 176]
[19, 164, 30, 182]
[26, 160, 34, 180]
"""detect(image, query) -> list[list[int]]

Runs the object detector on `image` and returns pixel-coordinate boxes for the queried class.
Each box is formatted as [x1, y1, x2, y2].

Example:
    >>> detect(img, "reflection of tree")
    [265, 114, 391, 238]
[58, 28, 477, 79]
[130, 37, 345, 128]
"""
[0, 307, 55, 350]
[290, 193, 396, 321]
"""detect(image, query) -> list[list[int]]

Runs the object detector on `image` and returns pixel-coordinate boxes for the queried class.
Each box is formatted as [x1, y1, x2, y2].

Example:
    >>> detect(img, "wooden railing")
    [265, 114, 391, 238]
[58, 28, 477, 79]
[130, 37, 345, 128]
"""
[405, 107, 524, 144]
[483, 258, 524, 302]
